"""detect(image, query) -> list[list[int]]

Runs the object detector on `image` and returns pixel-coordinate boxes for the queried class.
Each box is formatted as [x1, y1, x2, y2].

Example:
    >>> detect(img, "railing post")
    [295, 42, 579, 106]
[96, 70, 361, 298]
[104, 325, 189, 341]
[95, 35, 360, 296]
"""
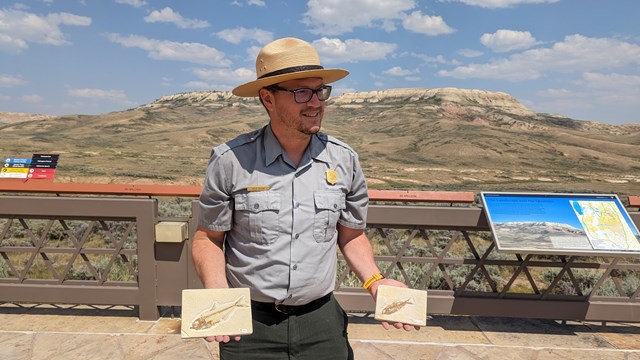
[136, 199, 160, 321]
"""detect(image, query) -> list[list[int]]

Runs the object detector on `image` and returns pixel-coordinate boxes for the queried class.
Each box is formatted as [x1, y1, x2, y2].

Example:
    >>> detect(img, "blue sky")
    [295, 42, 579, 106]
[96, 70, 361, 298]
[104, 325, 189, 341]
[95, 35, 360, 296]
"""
[1, 0, 639, 124]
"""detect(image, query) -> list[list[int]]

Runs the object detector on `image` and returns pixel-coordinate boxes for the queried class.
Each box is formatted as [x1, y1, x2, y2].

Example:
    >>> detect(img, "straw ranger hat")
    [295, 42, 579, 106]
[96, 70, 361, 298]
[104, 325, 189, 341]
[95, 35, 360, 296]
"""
[232, 37, 349, 97]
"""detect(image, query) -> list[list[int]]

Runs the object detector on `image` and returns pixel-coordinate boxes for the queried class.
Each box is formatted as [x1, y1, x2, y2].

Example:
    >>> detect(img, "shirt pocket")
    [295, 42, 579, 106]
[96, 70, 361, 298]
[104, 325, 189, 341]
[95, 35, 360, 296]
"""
[234, 191, 281, 245]
[313, 191, 346, 243]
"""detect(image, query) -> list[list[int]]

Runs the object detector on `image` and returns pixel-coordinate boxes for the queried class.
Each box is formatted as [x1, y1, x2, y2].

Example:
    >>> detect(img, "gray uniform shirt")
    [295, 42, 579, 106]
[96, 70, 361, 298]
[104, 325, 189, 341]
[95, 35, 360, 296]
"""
[197, 124, 368, 305]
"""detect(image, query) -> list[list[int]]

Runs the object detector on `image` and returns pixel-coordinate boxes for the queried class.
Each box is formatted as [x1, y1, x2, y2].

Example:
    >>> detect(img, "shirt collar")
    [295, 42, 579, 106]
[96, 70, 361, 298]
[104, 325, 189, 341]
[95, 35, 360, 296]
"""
[308, 133, 331, 165]
[264, 124, 283, 166]
[263, 124, 331, 166]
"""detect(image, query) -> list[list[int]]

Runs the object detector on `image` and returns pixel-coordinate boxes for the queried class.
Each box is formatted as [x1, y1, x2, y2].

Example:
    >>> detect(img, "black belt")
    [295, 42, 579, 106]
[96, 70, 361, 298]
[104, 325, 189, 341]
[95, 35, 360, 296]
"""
[252, 293, 332, 316]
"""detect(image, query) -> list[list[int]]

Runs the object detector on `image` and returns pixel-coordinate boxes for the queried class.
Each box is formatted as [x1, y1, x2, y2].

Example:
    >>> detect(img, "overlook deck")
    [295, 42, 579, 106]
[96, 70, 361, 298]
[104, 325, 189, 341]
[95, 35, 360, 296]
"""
[1, 182, 639, 359]
[1, 303, 639, 360]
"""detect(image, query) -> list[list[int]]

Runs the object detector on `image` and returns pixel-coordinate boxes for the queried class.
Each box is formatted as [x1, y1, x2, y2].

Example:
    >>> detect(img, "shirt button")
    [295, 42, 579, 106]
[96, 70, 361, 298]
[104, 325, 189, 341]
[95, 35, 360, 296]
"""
[294, 202, 300, 209]
[288, 294, 292, 299]
[293, 265, 298, 270]
[294, 233, 299, 239]
[333, 203, 338, 209]
[254, 203, 260, 209]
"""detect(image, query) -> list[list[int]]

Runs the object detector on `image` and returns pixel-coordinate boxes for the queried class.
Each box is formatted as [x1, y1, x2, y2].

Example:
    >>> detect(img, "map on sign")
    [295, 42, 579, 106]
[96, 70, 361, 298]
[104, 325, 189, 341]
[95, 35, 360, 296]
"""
[481, 192, 640, 257]
[571, 201, 640, 251]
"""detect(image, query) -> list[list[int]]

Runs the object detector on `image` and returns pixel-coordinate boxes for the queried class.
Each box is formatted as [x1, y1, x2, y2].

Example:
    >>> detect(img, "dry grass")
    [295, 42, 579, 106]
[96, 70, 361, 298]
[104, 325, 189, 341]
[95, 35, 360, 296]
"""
[1, 89, 639, 196]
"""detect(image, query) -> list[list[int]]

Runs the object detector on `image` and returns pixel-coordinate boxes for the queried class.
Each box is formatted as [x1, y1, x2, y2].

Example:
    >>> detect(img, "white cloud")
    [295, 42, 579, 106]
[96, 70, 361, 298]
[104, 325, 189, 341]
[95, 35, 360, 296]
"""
[312, 38, 397, 65]
[405, 76, 422, 81]
[581, 72, 640, 90]
[247, 0, 266, 6]
[443, 0, 559, 9]
[231, 0, 267, 6]
[0, 33, 28, 53]
[409, 52, 451, 65]
[0, 74, 26, 87]
[458, 49, 484, 58]
[537, 88, 572, 98]
[303, 0, 416, 35]
[438, 35, 640, 81]
[47, 12, 92, 26]
[533, 74, 640, 121]
[216, 27, 273, 45]
[184, 81, 230, 90]
[481, 29, 539, 52]
[144, 7, 209, 29]
[402, 11, 455, 36]
[20, 94, 44, 103]
[533, 86, 638, 122]
[383, 66, 419, 76]
[0, 9, 91, 53]
[68, 88, 133, 104]
[187, 67, 256, 91]
[115, 0, 148, 8]
[578, 72, 640, 107]
[192, 67, 255, 84]
[332, 85, 357, 96]
[106, 33, 231, 67]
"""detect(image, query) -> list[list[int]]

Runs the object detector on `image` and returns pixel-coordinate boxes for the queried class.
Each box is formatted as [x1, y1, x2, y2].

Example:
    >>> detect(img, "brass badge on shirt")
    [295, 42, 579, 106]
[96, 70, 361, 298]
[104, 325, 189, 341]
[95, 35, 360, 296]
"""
[326, 169, 337, 185]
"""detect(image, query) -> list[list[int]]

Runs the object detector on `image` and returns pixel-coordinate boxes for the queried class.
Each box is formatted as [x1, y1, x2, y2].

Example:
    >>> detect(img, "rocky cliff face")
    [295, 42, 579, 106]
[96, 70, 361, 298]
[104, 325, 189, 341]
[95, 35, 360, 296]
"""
[0, 112, 54, 123]
[331, 88, 537, 117]
[140, 91, 260, 109]
[137, 88, 636, 133]
[140, 87, 535, 116]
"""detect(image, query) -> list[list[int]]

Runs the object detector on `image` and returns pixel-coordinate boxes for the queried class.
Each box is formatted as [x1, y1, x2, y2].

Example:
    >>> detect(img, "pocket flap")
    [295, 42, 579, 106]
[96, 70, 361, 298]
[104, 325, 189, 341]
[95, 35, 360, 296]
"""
[235, 192, 280, 213]
[314, 191, 346, 211]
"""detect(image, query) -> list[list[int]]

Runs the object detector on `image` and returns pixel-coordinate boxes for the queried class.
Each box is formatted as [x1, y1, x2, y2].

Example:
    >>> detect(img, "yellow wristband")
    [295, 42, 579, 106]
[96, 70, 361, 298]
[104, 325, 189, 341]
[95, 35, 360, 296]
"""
[363, 273, 385, 290]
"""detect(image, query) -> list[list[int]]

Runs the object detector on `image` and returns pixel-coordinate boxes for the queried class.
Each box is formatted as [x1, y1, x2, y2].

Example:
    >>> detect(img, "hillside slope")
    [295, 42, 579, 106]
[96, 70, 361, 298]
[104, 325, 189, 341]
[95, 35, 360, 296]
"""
[0, 88, 638, 194]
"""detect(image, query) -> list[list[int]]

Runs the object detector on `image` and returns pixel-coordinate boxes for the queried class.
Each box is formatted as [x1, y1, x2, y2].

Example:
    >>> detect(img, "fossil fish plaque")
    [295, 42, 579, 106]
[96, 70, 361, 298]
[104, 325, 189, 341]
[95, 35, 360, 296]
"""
[181, 288, 253, 338]
[374, 285, 427, 327]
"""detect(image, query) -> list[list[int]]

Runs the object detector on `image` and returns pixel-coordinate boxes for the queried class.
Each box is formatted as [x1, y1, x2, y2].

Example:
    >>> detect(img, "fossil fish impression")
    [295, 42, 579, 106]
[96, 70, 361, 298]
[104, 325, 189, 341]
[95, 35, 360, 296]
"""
[190, 295, 249, 331]
[381, 298, 414, 315]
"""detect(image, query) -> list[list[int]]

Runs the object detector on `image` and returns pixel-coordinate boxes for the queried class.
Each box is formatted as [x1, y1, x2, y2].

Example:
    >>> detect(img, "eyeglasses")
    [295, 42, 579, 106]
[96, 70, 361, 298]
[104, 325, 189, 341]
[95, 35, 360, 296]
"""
[267, 85, 332, 103]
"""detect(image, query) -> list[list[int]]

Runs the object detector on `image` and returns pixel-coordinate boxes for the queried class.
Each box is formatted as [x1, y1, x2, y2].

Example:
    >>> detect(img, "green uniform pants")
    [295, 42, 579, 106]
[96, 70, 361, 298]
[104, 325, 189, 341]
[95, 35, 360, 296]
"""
[219, 293, 353, 360]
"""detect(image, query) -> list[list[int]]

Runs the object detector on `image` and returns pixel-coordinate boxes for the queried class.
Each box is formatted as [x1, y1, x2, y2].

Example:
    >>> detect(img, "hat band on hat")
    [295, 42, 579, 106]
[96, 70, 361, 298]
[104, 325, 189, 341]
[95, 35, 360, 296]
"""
[258, 65, 325, 79]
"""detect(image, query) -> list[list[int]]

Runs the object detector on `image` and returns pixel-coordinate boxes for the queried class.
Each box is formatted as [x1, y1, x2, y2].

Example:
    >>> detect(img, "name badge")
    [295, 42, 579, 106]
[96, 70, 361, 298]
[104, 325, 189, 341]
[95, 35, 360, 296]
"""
[247, 185, 270, 192]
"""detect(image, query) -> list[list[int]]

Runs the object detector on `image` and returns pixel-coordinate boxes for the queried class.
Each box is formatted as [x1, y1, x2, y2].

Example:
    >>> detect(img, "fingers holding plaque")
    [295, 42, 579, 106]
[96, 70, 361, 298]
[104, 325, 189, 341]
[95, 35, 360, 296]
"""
[374, 285, 427, 327]
[181, 288, 253, 338]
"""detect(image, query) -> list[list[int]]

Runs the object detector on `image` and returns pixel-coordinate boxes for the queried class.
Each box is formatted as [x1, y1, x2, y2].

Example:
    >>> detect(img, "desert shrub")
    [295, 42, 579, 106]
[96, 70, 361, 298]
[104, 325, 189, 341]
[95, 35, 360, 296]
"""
[158, 197, 193, 217]
[0, 259, 8, 278]
[539, 268, 624, 296]
[65, 255, 137, 282]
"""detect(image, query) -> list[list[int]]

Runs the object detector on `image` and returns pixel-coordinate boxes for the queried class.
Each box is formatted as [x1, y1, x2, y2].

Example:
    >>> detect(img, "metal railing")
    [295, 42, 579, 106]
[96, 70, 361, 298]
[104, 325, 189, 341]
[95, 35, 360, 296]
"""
[1, 181, 638, 322]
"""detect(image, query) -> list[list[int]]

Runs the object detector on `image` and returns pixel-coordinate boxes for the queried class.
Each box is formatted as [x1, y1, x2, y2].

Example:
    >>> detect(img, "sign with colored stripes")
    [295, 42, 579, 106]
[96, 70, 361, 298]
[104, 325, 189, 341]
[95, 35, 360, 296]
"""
[1, 154, 59, 180]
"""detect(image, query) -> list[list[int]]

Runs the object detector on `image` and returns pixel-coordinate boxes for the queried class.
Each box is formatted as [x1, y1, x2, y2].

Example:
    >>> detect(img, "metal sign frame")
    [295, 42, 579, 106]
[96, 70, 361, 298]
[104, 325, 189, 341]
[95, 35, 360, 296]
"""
[480, 192, 640, 257]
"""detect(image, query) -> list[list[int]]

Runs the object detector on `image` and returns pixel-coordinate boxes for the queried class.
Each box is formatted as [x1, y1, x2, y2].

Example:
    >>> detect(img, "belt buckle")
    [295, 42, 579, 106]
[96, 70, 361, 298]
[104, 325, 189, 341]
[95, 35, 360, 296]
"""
[275, 304, 294, 315]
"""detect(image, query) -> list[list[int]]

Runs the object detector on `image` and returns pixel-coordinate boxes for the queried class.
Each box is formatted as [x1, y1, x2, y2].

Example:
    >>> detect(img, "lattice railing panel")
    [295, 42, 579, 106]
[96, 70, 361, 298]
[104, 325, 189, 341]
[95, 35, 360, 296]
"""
[0, 217, 138, 284]
[336, 226, 640, 302]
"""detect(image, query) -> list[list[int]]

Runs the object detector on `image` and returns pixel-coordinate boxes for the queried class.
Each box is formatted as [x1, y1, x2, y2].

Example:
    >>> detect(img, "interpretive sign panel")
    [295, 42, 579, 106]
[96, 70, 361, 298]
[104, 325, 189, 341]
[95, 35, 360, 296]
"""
[481, 192, 640, 257]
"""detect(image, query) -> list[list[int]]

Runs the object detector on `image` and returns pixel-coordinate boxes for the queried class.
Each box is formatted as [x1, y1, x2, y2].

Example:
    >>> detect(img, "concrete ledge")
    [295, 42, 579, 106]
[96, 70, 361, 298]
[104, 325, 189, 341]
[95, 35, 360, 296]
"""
[155, 221, 188, 243]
